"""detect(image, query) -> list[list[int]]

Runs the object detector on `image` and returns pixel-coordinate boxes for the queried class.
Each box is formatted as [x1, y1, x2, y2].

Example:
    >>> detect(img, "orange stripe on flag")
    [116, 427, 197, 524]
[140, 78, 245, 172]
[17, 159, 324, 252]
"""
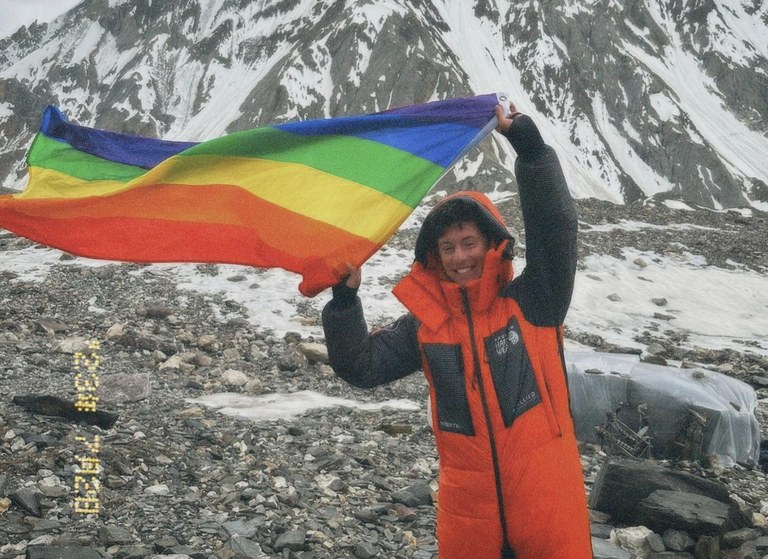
[0, 189, 378, 296]
[7, 181, 404, 246]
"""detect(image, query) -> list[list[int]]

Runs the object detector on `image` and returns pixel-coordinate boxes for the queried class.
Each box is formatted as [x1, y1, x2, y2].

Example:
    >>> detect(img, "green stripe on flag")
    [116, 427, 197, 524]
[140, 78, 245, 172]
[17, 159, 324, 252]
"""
[179, 128, 444, 208]
[28, 134, 145, 182]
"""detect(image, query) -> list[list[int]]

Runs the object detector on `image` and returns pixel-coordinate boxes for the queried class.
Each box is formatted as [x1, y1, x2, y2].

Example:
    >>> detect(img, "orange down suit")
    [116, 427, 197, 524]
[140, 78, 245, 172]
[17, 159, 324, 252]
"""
[322, 115, 592, 558]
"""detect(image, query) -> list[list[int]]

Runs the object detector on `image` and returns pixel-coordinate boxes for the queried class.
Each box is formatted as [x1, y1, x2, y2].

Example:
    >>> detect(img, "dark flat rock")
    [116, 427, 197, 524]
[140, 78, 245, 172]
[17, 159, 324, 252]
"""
[10, 487, 41, 517]
[26, 546, 103, 559]
[638, 489, 733, 539]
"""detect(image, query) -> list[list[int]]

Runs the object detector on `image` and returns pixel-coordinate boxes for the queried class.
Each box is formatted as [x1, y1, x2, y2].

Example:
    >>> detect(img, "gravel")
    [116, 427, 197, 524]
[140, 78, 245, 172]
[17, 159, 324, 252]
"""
[1, 197, 767, 558]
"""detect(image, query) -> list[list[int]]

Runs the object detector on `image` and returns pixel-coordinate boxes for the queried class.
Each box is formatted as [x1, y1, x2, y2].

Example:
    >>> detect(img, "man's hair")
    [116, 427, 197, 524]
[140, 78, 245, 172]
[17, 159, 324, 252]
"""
[423, 198, 496, 255]
[415, 196, 514, 268]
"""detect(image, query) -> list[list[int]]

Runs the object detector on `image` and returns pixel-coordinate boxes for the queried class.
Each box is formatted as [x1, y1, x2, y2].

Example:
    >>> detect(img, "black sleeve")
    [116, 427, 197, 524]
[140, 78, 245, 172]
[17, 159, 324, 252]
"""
[321, 296, 422, 388]
[502, 115, 578, 326]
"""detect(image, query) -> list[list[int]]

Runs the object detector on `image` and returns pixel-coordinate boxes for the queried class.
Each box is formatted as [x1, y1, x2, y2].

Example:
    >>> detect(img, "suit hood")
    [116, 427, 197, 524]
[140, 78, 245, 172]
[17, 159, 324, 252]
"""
[414, 191, 514, 267]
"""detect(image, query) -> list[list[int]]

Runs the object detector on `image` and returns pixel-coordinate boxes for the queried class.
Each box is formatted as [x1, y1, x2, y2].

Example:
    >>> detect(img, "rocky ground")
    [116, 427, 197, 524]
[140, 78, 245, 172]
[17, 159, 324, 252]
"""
[1, 196, 767, 559]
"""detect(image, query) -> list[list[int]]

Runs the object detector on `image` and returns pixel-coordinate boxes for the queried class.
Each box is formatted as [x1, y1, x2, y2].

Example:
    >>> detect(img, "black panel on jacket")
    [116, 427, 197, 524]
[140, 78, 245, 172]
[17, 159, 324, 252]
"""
[423, 343, 475, 436]
[484, 317, 541, 427]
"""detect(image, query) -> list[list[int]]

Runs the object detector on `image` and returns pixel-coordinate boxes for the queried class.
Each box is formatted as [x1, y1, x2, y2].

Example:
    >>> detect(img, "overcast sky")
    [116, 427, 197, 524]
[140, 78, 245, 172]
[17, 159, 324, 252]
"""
[0, 0, 83, 38]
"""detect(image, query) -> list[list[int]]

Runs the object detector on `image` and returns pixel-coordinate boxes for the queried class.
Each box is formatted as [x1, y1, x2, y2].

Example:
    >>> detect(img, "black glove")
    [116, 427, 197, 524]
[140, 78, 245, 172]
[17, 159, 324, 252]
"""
[505, 114, 545, 160]
[331, 278, 358, 308]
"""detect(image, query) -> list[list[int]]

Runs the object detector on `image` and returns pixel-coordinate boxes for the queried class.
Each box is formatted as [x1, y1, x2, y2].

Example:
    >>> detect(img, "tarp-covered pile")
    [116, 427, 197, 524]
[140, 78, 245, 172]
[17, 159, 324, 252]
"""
[566, 351, 761, 466]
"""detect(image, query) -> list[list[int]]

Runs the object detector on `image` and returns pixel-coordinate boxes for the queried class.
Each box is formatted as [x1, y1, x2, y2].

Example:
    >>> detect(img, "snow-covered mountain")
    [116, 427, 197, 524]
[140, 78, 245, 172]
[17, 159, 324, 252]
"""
[1, 0, 767, 209]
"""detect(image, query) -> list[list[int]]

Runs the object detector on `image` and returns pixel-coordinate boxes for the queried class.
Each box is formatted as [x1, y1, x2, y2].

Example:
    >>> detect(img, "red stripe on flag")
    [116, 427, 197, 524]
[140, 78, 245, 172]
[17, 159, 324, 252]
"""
[0, 195, 377, 296]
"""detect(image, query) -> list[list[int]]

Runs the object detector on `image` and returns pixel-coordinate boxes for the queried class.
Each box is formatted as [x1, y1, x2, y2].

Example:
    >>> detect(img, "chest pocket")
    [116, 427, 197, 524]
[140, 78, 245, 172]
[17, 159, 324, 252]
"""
[484, 317, 541, 428]
[422, 343, 475, 436]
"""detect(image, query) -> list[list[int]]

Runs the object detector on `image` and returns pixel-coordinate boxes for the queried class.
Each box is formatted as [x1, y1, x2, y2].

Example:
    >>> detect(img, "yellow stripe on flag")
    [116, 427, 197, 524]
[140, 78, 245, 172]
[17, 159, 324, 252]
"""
[21, 156, 414, 243]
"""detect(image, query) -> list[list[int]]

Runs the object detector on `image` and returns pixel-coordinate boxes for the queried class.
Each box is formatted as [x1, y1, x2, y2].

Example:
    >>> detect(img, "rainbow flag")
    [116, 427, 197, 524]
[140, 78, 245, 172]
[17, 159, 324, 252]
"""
[0, 94, 501, 296]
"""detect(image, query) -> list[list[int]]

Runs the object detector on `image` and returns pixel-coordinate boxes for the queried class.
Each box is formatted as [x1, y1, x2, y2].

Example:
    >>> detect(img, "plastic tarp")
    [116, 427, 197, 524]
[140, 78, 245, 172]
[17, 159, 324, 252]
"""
[566, 351, 761, 466]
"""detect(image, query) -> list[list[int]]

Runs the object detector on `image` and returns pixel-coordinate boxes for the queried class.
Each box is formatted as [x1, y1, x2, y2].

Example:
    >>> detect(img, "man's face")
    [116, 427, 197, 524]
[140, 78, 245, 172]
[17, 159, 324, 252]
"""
[436, 221, 489, 286]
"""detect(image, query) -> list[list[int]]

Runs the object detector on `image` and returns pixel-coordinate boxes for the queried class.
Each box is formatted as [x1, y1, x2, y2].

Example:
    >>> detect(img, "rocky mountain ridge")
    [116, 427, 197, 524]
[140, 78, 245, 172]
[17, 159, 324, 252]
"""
[0, 0, 767, 208]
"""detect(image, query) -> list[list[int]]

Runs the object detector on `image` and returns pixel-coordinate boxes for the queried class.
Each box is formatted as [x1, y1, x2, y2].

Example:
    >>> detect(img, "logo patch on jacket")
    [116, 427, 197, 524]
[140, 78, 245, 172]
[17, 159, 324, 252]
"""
[484, 318, 541, 427]
[492, 326, 521, 356]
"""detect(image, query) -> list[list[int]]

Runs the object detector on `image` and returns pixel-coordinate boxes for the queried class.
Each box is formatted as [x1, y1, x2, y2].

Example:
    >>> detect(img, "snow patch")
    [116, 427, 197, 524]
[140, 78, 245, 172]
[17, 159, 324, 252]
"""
[71, 21, 105, 63]
[649, 92, 680, 122]
[592, 93, 675, 197]
[186, 391, 420, 422]
[662, 199, 695, 211]
[580, 220, 717, 233]
[569, 248, 768, 356]
[0, 102, 13, 119]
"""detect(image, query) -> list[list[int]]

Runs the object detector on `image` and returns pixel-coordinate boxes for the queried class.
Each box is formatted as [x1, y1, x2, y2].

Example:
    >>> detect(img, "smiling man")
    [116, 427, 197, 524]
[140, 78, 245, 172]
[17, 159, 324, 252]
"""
[322, 103, 592, 559]
[438, 222, 487, 283]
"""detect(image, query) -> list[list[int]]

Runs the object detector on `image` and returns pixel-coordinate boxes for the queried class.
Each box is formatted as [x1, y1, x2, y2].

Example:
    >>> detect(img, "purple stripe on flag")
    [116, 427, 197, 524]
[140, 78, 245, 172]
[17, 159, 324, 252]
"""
[41, 106, 197, 169]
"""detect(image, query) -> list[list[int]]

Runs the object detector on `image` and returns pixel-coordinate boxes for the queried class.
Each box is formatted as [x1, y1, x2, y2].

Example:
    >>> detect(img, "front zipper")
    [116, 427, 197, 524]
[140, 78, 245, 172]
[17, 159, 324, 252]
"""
[461, 289, 513, 555]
